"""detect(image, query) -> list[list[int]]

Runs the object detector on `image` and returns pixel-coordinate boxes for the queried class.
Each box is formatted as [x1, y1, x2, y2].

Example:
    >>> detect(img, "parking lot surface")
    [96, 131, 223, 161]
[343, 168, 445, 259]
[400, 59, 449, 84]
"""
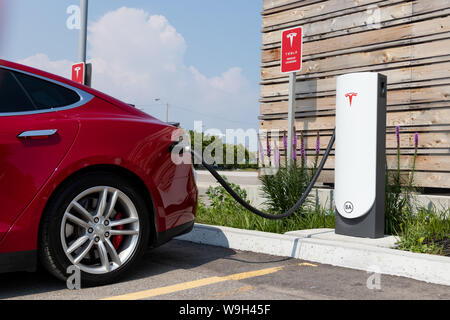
[0, 240, 448, 300]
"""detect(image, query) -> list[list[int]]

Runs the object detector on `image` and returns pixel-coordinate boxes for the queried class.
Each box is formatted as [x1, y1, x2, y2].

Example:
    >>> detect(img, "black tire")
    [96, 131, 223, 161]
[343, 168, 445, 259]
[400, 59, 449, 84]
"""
[39, 171, 150, 287]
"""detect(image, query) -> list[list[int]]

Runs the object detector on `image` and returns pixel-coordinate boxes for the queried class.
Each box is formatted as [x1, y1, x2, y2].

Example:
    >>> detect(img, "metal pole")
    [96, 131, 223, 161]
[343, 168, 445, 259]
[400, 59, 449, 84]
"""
[166, 103, 169, 122]
[287, 72, 296, 165]
[78, 0, 88, 63]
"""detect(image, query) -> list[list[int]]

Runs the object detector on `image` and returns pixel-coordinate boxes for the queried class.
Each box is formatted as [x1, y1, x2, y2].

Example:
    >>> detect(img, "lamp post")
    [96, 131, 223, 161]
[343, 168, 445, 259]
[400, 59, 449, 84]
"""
[154, 99, 169, 123]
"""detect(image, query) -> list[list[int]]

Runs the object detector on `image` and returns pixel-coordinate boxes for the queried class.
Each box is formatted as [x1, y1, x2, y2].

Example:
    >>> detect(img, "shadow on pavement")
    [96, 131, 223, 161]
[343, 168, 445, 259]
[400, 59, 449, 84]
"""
[0, 268, 64, 299]
[0, 238, 237, 299]
[0, 225, 295, 300]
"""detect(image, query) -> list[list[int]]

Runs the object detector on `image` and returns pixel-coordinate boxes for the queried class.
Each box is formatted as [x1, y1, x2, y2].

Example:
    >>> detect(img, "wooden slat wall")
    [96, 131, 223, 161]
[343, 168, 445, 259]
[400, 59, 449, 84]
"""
[260, 0, 450, 189]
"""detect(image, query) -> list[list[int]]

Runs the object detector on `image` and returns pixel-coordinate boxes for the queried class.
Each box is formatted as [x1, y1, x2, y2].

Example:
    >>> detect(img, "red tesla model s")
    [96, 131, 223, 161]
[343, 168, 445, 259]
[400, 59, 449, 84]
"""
[0, 59, 198, 285]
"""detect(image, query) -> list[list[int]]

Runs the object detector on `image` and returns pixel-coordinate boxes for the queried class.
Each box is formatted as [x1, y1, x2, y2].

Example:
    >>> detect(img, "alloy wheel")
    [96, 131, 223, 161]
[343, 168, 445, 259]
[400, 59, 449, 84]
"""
[60, 186, 140, 274]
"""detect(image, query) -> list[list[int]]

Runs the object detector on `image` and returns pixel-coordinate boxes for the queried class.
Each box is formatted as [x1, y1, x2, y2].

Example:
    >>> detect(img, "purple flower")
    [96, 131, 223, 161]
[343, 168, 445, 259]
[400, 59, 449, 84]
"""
[266, 136, 271, 158]
[395, 126, 400, 147]
[300, 133, 306, 161]
[293, 127, 298, 162]
[293, 127, 297, 149]
[414, 132, 419, 149]
[315, 132, 320, 154]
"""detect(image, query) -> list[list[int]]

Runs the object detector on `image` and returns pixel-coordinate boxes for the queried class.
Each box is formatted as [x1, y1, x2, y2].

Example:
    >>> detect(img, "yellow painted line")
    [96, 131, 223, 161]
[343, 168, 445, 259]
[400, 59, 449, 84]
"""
[102, 266, 284, 300]
[211, 285, 254, 299]
[298, 262, 318, 267]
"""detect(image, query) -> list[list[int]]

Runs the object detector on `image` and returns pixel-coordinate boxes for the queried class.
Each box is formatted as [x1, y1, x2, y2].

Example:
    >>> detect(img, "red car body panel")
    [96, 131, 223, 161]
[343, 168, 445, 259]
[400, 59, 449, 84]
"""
[0, 113, 79, 242]
[0, 59, 198, 256]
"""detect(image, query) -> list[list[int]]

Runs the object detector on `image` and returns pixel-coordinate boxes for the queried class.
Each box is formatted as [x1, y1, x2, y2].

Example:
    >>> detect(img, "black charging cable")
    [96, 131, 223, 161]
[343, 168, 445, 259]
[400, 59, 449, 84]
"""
[191, 129, 336, 220]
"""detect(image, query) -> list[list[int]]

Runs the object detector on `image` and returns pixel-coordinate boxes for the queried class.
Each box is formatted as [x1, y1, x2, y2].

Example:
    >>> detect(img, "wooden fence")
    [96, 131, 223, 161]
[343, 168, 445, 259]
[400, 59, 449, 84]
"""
[259, 0, 450, 189]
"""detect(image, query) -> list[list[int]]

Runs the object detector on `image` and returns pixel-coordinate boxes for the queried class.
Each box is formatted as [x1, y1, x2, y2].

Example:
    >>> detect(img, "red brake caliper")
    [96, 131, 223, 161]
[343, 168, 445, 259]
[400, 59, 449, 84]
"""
[112, 212, 124, 250]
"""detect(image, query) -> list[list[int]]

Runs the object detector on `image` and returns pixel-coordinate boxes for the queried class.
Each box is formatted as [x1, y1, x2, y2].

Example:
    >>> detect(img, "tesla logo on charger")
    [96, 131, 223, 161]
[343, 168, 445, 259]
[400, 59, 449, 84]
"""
[345, 92, 358, 107]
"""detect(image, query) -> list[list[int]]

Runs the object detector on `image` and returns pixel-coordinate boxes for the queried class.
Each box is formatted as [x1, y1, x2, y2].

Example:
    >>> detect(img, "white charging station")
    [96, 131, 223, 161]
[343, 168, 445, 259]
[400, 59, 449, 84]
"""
[335, 72, 387, 239]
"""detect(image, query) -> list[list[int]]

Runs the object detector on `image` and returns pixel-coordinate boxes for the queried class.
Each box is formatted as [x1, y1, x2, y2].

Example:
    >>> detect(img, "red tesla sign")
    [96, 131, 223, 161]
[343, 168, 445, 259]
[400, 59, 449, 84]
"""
[281, 26, 303, 74]
[71, 62, 85, 85]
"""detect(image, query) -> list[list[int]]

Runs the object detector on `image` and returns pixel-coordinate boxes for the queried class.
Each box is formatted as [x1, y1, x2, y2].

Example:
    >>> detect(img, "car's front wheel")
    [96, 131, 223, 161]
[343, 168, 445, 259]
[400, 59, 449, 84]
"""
[39, 172, 150, 287]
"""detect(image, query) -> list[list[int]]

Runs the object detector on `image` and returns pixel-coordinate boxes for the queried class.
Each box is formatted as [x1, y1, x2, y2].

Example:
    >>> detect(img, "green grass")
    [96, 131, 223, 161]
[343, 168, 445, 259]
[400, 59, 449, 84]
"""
[196, 178, 334, 234]
[196, 201, 335, 234]
[396, 206, 450, 255]
[384, 164, 449, 256]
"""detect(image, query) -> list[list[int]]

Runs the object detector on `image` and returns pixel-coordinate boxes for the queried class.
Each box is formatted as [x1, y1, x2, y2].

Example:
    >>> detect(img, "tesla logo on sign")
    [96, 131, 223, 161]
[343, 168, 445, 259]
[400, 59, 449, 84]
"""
[281, 26, 303, 74]
[286, 32, 297, 47]
[71, 62, 85, 85]
[345, 92, 358, 107]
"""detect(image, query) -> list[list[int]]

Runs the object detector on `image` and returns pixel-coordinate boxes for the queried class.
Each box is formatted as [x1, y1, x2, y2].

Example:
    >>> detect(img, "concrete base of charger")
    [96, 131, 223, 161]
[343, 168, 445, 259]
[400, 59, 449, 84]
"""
[176, 224, 450, 286]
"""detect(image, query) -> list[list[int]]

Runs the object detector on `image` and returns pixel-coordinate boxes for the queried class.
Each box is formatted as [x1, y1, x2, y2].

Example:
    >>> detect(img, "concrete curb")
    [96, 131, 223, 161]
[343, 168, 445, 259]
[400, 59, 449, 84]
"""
[176, 224, 450, 286]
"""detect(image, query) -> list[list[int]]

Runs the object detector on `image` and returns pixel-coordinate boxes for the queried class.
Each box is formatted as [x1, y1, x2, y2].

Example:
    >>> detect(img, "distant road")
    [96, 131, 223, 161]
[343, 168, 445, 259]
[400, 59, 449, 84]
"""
[197, 170, 261, 188]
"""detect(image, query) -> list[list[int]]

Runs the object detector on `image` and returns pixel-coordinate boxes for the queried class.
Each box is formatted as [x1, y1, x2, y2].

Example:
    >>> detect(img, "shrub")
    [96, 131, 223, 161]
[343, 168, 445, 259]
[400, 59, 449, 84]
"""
[189, 130, 258, 170]
[397, 207, 450, 255]
[385, 128, 449, 256]
[197, 128, 448, 256]
[196, 175, 334, 234]
[385, 128, 419, 235]
[259, 131, 320, 217]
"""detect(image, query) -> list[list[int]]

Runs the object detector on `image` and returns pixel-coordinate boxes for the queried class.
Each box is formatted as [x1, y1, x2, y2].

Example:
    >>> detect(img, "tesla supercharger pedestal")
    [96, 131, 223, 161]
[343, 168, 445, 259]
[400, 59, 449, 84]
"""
[335, 72, 387, 239]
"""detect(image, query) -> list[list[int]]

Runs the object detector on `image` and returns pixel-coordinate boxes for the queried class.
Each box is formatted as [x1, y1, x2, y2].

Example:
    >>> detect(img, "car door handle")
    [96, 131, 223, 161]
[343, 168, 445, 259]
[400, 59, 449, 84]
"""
[17, 129, 58, 139]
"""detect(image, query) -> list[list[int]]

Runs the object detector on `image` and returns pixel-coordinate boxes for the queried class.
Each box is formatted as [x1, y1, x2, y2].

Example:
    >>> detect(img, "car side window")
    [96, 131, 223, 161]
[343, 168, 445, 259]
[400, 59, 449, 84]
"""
[0, 69, 36, 113]
[13, 71, 80, 110]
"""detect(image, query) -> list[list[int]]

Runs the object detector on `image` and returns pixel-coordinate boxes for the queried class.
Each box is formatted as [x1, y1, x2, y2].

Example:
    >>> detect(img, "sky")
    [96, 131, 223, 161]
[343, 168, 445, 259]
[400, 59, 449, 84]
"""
[0, 0, 262, 134]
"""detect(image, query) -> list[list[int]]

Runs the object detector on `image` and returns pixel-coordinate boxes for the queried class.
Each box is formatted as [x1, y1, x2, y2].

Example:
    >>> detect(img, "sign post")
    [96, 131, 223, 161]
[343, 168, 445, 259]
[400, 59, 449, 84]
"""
[72, 0, 92, 86]
[78, 0, 88, 64]
[281, 26, 303, 165]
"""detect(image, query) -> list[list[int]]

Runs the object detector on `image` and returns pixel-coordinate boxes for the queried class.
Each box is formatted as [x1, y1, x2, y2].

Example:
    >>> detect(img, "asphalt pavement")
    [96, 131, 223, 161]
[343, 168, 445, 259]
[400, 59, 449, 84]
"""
[0, 240, 448, 300]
